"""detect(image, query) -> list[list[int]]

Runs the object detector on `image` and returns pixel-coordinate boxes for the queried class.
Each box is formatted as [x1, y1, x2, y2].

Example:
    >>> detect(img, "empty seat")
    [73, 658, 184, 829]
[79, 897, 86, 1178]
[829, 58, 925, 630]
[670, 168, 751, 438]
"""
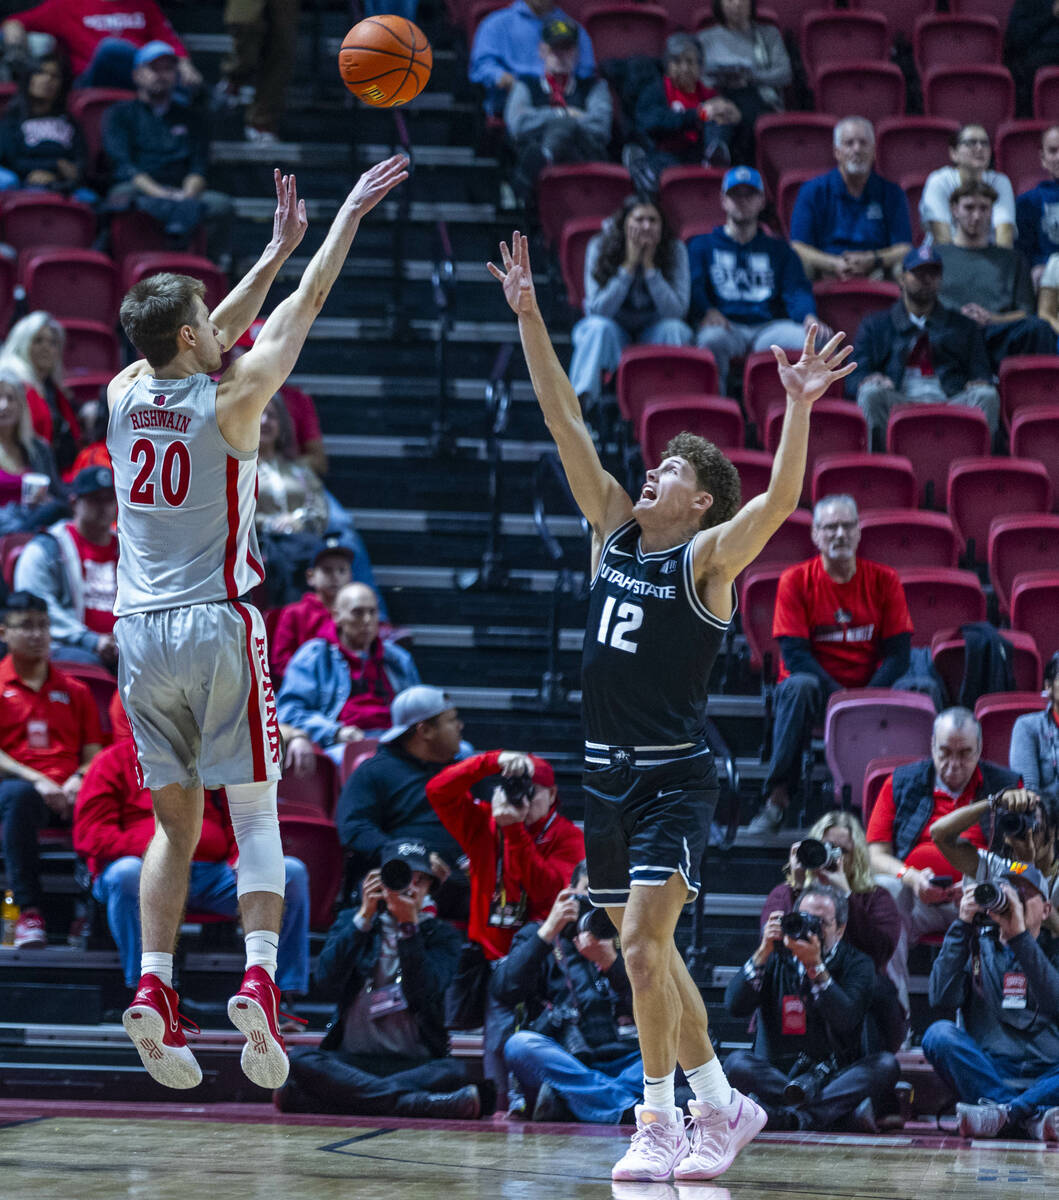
[811, 279, 900, 341]
[122, 252, 229, 312]
[739, 566, 784, 680]
[727, 448, 775, 504]
[1010, 570, 1059, 660]
[988, 513, 1059, 617]
[886, 403, 992, 509]
[109, 209, 207, 261]
[755, 112, 838, 199]
[536, 164, 631, 247]
[764, 399, 868, 505]
[1010, 405, 1059, 508]
[824, 688, 937, 813]
[616, 346, 719, 426]
[23, 249, 120, 323]
[0, 531, 34, 588]
[277, 811, 344, 930]
[742, 348, 846, 438]
[0, 194, 95, 257]
[60, 319, 122, 375]
[913, 14, 1001, 75]
[59, 662, 117, 741]
[995, 120, 1054, 192]
[751, 509, 815, 570]
[932, 628, 1041, 704]
[277, 751, 339, 819]
[658, 166, 725, 241]
[583, 4, 668, 60]
[897, 566, 986, 646]
[811, 452, 918, 511]
[67, 87, 135, 176]
[947, 456, 1053, 562]
[857, 509, 959, 569]
[559, 216, 602, 310]
[801, 11, 890, 85]
[1034, 65, 1059, 121]
[64, 372, 112, 409]
[775, 169, 819, 238]
[974, 692, 1045, 766]
[998, 355, 1059, 430]
[875, 116, 960, 185]
[638, 395, 744, 463]
[923, 65, 1014, 135]
[847, 0, 933, 40]
[814, 62, 906, 124]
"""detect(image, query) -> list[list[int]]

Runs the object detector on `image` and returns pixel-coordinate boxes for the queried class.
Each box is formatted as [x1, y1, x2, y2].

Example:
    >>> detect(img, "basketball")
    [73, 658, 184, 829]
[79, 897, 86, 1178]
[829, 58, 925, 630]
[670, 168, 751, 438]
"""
[338, 15, 433, 108]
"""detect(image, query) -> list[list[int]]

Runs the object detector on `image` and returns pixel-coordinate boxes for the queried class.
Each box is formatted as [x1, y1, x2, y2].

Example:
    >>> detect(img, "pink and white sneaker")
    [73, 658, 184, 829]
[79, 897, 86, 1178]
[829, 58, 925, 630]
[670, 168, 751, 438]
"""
[13, 911, 46, 948]
[611, 1105, 690, 1182]
[227, 966, 295, 1089]
[674, 1090, 767, 1180]
[122, 974, 202, 1089]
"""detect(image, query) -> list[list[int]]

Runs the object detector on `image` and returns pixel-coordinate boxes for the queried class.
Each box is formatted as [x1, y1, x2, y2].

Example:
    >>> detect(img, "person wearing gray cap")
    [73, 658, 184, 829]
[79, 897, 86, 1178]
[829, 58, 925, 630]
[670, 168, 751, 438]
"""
[13, 466, 119, 671]
[923, 860, 1059, 1141]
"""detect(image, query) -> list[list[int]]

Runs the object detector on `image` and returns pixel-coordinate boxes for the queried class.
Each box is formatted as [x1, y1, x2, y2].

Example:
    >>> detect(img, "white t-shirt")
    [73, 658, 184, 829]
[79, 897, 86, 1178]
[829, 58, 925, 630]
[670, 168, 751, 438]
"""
[1041, 253, 1059, 289]
[919, 167, 1017, 243]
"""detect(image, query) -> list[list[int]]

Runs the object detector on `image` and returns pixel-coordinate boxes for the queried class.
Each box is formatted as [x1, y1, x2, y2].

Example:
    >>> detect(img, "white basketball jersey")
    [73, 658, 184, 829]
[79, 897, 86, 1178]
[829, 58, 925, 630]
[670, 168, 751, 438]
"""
[108, 372, 265, 616]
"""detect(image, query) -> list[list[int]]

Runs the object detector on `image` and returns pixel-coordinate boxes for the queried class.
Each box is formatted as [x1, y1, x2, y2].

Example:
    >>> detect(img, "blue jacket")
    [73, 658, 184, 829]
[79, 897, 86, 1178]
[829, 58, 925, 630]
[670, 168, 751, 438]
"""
[790, 168, 912, 256]
[687, 226, 814, 325]
[469, 1, 594, 88]
[1015, 179, 1059, 267]
[1010, 706, 1059, 798]
[275, 637, 419, 750]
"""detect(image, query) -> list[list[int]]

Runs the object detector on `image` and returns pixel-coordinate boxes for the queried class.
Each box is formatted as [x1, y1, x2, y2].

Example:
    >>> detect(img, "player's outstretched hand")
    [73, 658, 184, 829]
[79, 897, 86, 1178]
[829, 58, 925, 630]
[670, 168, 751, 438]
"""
[771, 323, 855, 407]
[348, 154, 409, 216]
[487, 231, 540, 319]
[270, 168, 308, 256]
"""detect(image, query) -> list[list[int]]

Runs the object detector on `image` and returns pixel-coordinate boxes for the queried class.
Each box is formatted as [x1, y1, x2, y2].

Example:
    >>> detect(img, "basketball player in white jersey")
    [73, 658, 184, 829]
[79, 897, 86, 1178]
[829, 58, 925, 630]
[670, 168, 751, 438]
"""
[488, 233, 855, 1181]
[108, 156, 408, 1090]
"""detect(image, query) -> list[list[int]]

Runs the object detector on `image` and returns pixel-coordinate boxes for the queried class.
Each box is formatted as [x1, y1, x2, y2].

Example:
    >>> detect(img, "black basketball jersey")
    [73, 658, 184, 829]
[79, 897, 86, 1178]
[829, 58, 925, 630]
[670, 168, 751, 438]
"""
[581, 519, 734, 749]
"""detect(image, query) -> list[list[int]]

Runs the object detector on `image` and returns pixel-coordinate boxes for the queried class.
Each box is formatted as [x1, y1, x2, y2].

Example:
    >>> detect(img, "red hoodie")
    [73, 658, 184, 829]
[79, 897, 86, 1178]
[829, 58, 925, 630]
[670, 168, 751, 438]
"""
[270, 592, 336, 678]
[426, 750, 585, 960]
[14, 0, 188, 75]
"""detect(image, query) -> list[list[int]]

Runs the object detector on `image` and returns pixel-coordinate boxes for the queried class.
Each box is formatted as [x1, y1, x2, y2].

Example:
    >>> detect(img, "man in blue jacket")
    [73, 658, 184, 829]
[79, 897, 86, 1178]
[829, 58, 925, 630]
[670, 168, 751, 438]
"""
[1015, 125, 1059, 286]
[688, 166, 822, 396]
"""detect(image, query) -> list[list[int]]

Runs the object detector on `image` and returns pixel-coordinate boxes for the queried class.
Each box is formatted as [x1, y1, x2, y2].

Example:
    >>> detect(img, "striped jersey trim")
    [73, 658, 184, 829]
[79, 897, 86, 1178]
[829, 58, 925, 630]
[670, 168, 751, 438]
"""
[590, 518, 638, 587]
[682, 540, 736, 629]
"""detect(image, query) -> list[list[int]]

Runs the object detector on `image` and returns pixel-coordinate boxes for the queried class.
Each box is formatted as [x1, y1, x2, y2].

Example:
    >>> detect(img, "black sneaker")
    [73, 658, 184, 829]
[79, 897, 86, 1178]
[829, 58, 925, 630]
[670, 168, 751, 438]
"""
[532, 1081, 573, 1123]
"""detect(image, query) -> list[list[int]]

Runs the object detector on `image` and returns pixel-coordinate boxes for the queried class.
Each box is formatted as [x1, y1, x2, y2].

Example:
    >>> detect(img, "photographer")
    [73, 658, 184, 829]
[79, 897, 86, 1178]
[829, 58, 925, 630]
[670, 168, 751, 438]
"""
[725, 885, 899, 1132]
[496, 863, 643, 1124]
[922, 865, 1059, 1141]
[276, 841, 489, 1118]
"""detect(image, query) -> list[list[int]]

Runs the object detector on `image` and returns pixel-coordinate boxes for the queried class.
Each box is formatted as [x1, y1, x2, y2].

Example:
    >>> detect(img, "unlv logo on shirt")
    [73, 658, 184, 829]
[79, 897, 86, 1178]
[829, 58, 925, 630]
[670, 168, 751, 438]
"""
[153, 395, 166, 406]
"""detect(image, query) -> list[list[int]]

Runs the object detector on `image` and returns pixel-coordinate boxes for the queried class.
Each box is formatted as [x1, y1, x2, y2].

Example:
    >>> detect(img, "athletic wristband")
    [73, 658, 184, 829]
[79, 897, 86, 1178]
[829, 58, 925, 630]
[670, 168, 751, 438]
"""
[896, 866, 909, 881]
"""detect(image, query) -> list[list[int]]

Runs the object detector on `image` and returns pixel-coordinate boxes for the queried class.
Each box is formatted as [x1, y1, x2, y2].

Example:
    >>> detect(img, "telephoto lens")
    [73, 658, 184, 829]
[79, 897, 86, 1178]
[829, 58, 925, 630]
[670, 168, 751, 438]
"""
[997, 809, 1039, 840]
[578, 906, 617, 940]
[973, 880, 1011, 916]
[796, 838, 842, 871]
[500, 773, 535, 806]
[380, 857, 413, 891]
[779, 911, 824, 941]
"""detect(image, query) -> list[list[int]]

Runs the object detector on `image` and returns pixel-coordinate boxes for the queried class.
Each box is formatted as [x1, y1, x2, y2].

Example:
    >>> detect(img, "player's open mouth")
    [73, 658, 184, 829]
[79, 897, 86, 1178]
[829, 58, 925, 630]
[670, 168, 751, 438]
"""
[640, 484, 656, 501]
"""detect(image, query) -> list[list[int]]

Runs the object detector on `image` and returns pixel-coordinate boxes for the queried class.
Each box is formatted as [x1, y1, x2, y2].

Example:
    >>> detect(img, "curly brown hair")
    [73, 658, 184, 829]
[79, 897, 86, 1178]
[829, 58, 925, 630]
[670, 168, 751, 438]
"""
[664, 432, 742, 529]
[592, 197, 678, 289]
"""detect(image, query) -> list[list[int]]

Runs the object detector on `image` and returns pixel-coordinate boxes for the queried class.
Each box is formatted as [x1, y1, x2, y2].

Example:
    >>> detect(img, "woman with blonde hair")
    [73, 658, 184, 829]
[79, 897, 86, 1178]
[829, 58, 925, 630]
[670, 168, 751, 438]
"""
[0, 311, 81, 473]
[0, 369, 66, 534]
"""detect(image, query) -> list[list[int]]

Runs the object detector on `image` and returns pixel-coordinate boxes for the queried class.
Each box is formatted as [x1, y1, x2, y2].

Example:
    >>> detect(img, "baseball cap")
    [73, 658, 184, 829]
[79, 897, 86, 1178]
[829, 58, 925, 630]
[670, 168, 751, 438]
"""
[1001, 860, 1049, 900]
[380, 839, 435, 878]
[70, 466, 114, 497]
[541, 17, 578, 46]
[308, 534, 354, 568]
[902, 243, 943, 271]
[721, 166, 763, 194]
[527, 754, 555, 789]
[134, 40, 178, 68]
[379, 685, 452, 744]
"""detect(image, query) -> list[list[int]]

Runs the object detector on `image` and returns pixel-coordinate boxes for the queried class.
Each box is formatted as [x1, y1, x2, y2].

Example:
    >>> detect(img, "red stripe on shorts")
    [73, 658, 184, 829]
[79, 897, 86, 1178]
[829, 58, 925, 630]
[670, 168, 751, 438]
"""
[232, 601, 267, 780]
[223, 456, 240, 598]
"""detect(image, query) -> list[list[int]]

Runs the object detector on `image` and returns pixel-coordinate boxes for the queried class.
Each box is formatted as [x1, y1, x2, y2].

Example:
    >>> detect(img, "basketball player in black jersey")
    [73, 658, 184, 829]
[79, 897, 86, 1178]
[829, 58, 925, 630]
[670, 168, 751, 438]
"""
[488, 233, 855, 1182]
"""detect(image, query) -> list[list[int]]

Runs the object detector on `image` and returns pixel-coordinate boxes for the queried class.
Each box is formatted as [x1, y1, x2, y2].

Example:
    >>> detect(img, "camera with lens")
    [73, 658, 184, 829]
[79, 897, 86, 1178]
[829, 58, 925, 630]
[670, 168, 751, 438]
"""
[973, 879, 1011, 917]
[562, 896, 617, 942]
[996, 808, 1040, 841]
[379, 857, 413, 892]
[783, 1054, 837, 1105]
[499, 772, 536, 807]
[780, 911, 824, 942]
[796, 838, 842, 872]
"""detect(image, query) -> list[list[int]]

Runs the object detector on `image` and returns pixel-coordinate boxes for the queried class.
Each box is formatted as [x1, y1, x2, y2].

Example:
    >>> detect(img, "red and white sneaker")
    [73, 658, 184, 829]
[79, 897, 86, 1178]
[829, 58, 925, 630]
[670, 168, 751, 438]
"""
[122, 974, 202, 1089]
[13, 911, 46, 948]
[227, 966, 296, 1089]
[673, 1090, 767, 1180]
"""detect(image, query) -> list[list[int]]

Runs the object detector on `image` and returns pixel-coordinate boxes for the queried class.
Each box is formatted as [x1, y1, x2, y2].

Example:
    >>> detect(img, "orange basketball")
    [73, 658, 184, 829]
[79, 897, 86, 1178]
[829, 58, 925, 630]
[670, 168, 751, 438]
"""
[338, 15, 433, 108]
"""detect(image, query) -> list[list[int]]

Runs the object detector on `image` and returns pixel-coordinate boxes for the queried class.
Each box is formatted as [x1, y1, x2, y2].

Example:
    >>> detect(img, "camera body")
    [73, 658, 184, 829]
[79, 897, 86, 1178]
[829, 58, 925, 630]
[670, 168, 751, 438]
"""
[780, 910, 824, 943]
[499, 773, 536, 807]
[562, 896, 617, 942]
[996, 808, 1040, 840]
[796, 837, 842, 872]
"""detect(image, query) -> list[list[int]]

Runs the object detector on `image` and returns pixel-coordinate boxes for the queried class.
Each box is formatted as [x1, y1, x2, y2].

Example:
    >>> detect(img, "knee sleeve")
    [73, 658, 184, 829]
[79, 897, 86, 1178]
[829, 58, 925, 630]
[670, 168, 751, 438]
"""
[226, 781, 284, 897]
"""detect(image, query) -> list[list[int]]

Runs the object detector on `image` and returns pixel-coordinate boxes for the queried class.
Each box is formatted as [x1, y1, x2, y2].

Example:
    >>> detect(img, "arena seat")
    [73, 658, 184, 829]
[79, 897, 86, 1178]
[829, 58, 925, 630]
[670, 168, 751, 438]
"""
[896, 566, 986, 647]
[60, 320, 122, 375]
[277, 750, 339, 820]
[60, 662, 117, 741]
[900, 172, 927, 243]
[811, 279, 900, 341]
[1010, 406, 1059, 507]
[994, 120, 1053, 193]
[0, 195, 95, 261]
[764, 399, 868, 506]
[931, 628, 1041, 703]
[998, 355, 1059, 430]
[755, 112, 838, 199]
[863, 754, 919, 825]
[749, 509, 814, 571]
[814, 62, 906, 124]
[658, 166, 725, 241]
[108, 209, 207, 261]
[913, 13, 1001, 74]
[847, 0, 933, 41]
[615, 345, 719, 426]
[811, 452, 917, 511]
[974, 692, 1044, 766]
[727, 448, 775, 504]
[558, 216, 601, 310]
[0, 254, 16, 333]
[1010, 570, 1059, 661]
[987, 514, 1059, 618]
[875, 116, 960, 182]
[775, 169, 818, 238]
[885, 404, 991, 510]
[340, 737, 380, 786]
[738, 565, 784, 681]
[583, 4, 668, 60]
[64, 372, 112, 409]
[1034, 65, 1059, 121]
[742, 349, 845, 439]
[536, 164, 631, 248]
[857, 509, 959, 569]
[67, 87, 135, 176]
[946, 456, 1053, 562]
[277, 811, 344, 930]
[638, 395, 744, 462]
[121, 253, 230, 312]
[923, 65, 1014, 135]
[800, 11, 890, 86]
[23, 249, 120, 324]
[0, 531, 33, 588]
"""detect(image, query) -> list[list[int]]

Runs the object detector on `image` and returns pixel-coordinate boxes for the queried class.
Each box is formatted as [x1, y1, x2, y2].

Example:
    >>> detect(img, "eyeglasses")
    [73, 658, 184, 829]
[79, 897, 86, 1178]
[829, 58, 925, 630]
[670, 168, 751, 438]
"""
[816, 521, 858, 534]
[958, 137, 990, 148]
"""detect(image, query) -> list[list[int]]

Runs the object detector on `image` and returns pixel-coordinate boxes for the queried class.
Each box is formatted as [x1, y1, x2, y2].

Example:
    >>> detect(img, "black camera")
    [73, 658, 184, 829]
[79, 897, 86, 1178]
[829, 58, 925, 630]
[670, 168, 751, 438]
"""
[562, 896, 617, 942]
[783, 1054, 837, 1105]
[380, 857, 413, 892]
[973, 880, 1011, 917]
[996, 808, 1040, 840]
[796, 838, 842, 872]
[500, 773, 536, 807]
[780, 911, 824, 942]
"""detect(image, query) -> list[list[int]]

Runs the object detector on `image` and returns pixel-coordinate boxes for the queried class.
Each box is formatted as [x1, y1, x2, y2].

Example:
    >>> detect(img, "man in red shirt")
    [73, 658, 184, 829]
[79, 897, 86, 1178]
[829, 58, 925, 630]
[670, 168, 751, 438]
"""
[866, 707, 1021, 1016]
[749, 495, 913, 833]
[0, 591, 102, 947]
[269, 535, 352, 680]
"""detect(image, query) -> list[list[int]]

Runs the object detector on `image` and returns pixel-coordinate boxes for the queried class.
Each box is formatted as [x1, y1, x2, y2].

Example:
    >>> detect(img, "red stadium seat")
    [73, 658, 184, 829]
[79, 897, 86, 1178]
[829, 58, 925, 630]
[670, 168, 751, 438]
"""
[638, 395, 744, 463]
[277, 812, 344, 930]
[947, 456, 1053, 562]
[731, 0, 828, 37]
[811, 452, 917, 511]
[1010, 405, 1059, 509]
[727, 448, 775, 504]
[739, 566, 783, 679]
[998, 355, 1059, 430]
[857, 509, 959, 569]
[742, 349, 845, 440]
[824, 688, 936, 813]
[558, 216, 602, 310]
[847, 0, 933, 41]
[64, 372, 112, 409]
[0, 531, 33, 588]
[897, 566, 986, 647]
[108, 209, 207, 261]
[60, 319, 122, 375]
[901, 172, 927, 243]
[67, 87, 135, 176]
[536, 164, 631, 248]
[775, 169, 818, 238]
[340, 737, 380, 785]
[583, 4, 668, 60]
[122, 253, 229, 312]
[974, 692, 1045, 766]
[995, 120, 1053, 192]
[751, 509, 815, 570]
[277, 751, 339, 819]
[615, 346, 719, 426]
[60, 662, 117, 741]
[811, 279, 900, 341]
[1034, 65, 1059, 121]
[801, 11, 890, 86]
[948, 0, 1011, 15]
[875, 116, 960, 182]
[755, 112, 838, 200]
[0, 194, 95, 257]
[764, 399, 868, 505]
[0, 254, 16, 334]
[814, 62, 906, 124]
[658, 166, 725, 241]
[932, 628, 1041, 703]
[923, 65, 1014, 136]
[23, 249, 120, 323]
[988, 513, 1059, 617]
[1010, 570, 1059, 661]
[886, 403, 991, 509]
[863, 754, 920, 825]
[913, 14, 1001, 75]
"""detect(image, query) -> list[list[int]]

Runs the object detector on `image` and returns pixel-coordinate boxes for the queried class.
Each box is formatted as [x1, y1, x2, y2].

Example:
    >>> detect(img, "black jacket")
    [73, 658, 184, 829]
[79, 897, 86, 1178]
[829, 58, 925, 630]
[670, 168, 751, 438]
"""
[0, 103, 87, 185]
[845, 301, 993, 400]
[314, 907, 463, 1059]
[102, 96, 208, 187]
[1006, 1, 1059, 57]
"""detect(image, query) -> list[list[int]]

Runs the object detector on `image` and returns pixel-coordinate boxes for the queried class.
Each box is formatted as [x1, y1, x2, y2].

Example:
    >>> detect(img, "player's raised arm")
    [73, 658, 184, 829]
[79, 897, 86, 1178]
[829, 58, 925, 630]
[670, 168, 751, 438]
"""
[695, 324, 855, 584]
[487, 232, 632, 539]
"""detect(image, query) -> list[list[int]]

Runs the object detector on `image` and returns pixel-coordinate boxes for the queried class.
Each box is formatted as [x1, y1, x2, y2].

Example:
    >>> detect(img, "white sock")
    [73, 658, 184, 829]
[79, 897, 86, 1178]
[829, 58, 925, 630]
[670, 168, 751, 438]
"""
[643, 1072, 676, 1112]
[245, 929, 279, 981]
[685, 1057, 733, 1107]
[141, 951, 173, 988]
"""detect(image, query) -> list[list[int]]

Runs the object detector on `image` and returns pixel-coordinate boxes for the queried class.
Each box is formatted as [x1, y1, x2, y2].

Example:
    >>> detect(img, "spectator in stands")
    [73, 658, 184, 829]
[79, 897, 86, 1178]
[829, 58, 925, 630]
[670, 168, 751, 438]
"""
[1006, 0, 1059, 119]
[846, 243, 1000, 451]
[216, 0, 300, 144]
[276, 841, 490, 1119]
[102, 42, 230, 262]
[748, 495, 913, 834]
[937, 181, 1056, 371]
[276, 582, 418, 767]
[1, 2, 201, 92]
[65, 396, 109, 481]
[1011, 653, 1059, 801]
[503, 18, 611, 206]
[13, 466, 118, 671]
[790, 116, 913, 282]
[867, 707, 1021, 1018]
[922, 863, 1059, 1140]
[0, 369, 67, 536]
[0, 313, 82, 476]
[0, 590, 101, 947]
[0, 49, 94, 204]
[696, 0, 791, 136]
[73, 701, 309, 999]
[469, 0, 594, 117]
[921, 124, 1015, 249]
[725, 884, 900, 1132]
[498, 862, 643, 1124]
[688, 164, 820, 396]
[1015, 125, 1059, 286]
[568, 196, 691, 407]
[270, 534, 352, 680]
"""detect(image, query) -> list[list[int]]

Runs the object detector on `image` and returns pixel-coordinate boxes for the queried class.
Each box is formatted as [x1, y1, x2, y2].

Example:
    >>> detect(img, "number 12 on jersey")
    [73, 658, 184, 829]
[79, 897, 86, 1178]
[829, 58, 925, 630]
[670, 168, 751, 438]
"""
[597, 596, 643, 653]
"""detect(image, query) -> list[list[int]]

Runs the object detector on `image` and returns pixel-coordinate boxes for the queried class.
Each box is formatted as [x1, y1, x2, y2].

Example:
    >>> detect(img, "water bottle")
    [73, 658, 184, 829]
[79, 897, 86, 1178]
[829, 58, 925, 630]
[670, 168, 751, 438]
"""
[1, 891, 18, 946]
